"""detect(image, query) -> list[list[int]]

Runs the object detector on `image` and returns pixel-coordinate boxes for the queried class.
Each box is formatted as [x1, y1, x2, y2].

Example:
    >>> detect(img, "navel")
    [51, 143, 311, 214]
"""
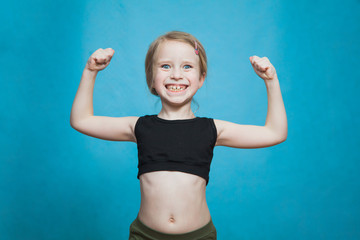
[168, 217, 176, 223]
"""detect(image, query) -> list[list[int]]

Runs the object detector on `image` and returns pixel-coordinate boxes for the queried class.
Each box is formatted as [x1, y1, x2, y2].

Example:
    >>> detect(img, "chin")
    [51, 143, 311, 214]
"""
[160, 96, 192, 106]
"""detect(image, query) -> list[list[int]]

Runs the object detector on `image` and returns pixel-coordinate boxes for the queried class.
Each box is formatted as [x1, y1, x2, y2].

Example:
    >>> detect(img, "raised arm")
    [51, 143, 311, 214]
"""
[70, 48, 138, 142]
[215, 56, 287, 148]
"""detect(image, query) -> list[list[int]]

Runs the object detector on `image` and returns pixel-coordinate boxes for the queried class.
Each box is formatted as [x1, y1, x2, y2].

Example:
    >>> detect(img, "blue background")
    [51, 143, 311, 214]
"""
[1, 0, 359, 239]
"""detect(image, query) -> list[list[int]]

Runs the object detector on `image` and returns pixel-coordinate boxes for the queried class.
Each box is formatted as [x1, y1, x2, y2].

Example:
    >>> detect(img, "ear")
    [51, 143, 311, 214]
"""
[198, 72, 206, 89]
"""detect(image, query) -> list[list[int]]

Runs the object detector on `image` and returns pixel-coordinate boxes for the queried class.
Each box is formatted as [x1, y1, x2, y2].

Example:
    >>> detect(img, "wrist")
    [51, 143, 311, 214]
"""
[84, 66, 99, 76]
[264, 75, 280, 88]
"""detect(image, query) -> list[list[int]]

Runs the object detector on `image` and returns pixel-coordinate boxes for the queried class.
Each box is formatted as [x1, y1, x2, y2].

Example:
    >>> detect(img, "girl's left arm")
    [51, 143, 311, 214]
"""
[214, 56, 287, 148]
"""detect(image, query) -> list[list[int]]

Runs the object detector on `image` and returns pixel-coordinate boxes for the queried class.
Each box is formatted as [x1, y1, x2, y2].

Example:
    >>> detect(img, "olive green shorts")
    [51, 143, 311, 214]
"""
[128, 216, 217, 240]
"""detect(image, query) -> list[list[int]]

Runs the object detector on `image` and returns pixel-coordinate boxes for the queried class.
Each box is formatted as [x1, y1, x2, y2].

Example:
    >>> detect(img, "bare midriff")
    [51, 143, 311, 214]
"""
[138, 171, 211, 234]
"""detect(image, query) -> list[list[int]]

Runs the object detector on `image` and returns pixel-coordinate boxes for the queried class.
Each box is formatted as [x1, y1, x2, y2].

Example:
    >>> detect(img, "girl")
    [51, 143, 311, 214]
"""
[70, 31, 287, 240]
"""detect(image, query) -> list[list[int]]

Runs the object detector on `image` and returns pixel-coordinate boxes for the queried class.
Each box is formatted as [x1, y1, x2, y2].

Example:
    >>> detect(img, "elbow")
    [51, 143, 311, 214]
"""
[268, 127, 287, 145]
[277, 134, 287, 144]
[70, 120, 78, 130]
[69, 114, 85, 130]
[70, 117, 81, 131]
[276, 127, 288, 144]
[270, 130, 287, 145]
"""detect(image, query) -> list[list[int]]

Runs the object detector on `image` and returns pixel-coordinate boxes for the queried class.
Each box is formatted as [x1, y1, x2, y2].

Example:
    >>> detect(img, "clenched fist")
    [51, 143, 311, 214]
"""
[86, 48, 115, 72]
[249, 56, 277, 81]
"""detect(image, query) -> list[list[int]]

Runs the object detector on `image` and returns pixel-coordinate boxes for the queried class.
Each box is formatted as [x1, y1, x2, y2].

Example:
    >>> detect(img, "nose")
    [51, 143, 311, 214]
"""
[170, 67, 183, 80]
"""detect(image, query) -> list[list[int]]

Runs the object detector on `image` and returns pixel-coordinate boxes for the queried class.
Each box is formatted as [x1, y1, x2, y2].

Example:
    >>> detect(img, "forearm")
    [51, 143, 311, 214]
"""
[70, 68, 98, 126]
[264, 75, 288, 140]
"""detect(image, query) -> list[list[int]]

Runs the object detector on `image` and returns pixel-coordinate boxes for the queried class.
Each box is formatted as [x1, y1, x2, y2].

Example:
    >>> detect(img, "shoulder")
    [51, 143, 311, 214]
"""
[133, 114, 157, 134]
[212, 119, 227, 135]
[212, 119, 242, 147]
[134, 115, 156, 125]
[194, 117, 217, 129]
[120, 116, 140, 142]
[127, 116, 141, 128]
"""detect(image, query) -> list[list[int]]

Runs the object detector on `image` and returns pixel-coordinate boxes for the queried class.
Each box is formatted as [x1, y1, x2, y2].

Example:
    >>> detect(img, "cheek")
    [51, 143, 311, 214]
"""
[153, 72, 167, 88]
[154, 73, 166, 85]
[186, 72, 201, 82]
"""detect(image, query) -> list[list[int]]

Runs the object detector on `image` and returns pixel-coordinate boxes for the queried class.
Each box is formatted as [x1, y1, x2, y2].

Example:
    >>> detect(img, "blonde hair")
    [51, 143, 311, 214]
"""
[145, 31, 207, 96]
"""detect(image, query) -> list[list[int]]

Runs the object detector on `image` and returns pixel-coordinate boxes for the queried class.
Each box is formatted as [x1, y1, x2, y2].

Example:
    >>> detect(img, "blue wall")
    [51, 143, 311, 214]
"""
[1, 0, 359, 239]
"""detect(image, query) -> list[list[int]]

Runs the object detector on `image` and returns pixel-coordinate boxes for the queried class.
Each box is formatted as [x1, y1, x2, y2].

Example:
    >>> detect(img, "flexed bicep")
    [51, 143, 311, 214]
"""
[72, 116, 139, 142]
[213, 119, 285, 148]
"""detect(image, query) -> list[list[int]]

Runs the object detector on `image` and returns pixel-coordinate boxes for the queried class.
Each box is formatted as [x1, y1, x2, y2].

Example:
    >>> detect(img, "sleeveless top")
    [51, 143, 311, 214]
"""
[134, 115, 217, 185]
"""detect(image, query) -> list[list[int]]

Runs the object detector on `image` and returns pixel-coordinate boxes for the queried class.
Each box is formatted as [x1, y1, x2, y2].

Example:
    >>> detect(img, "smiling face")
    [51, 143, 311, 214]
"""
[152, 40, 205, 106]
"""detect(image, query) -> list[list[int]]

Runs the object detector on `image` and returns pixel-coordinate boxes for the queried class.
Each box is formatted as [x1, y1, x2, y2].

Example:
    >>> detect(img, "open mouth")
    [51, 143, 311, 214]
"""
[165, 84, 188, 92]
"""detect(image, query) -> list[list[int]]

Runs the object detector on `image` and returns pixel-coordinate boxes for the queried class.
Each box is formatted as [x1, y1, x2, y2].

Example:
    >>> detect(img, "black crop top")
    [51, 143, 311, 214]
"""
[134, 115, 217, 185]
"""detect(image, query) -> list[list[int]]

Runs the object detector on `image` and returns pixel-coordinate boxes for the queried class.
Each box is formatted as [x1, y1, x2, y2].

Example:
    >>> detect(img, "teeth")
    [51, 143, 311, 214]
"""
[167, 85, 187, 91]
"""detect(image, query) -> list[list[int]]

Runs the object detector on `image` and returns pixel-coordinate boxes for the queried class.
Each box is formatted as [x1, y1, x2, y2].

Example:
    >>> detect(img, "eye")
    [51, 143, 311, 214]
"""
[183, 65, 192, 69]
[161, 64, 170, 69]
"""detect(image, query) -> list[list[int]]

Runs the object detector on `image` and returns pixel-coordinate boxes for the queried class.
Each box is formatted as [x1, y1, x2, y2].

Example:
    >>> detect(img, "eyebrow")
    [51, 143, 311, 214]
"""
[156, 59, 197, 64]
[156, 59, 172, 63]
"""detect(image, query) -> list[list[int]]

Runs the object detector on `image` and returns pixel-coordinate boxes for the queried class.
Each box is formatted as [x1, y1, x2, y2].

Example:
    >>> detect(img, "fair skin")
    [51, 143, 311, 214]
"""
[70, 40, 287, 234]
[153, 40, 205, 120]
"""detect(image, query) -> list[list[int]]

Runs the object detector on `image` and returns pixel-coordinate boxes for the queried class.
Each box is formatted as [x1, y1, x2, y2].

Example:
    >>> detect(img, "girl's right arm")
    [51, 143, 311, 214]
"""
[70, 48, 138, 142]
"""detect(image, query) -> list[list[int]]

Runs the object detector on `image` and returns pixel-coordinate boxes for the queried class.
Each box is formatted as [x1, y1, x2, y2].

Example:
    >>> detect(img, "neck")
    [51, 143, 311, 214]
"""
[157, 100, 195, 120]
